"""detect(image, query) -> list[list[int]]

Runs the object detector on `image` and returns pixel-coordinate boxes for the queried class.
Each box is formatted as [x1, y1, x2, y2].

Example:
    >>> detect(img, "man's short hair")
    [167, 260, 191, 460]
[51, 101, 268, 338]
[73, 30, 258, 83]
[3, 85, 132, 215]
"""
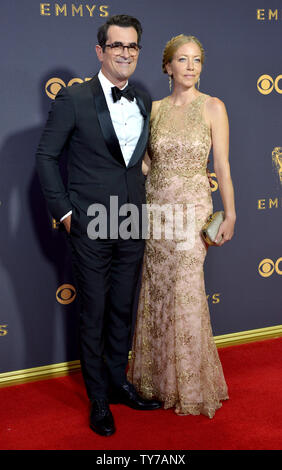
[97, 14, 143, 49]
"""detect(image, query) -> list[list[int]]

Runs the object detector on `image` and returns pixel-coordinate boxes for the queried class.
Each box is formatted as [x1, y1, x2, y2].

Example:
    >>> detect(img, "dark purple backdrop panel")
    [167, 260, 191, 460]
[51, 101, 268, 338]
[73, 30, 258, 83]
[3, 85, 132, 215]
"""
[0, 0, 281, 373]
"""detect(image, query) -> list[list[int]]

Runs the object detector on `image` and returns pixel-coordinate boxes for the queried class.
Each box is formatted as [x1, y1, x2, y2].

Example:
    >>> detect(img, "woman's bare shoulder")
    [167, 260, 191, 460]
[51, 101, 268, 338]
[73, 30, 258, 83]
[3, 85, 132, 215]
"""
[151, 100, 161, 117]
[151, 98, 168, 119]
[205, 96, 227, 115]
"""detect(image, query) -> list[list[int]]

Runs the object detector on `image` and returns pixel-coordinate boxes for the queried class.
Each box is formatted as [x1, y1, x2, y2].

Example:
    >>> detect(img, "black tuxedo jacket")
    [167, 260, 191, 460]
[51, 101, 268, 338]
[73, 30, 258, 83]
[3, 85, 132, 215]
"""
[36, 74, 152, 237]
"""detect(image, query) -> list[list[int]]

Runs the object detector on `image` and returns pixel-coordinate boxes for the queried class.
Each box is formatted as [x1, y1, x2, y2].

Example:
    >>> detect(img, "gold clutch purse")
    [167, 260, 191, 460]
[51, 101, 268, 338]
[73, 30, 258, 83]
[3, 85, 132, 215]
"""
[201, 211, 224, 246]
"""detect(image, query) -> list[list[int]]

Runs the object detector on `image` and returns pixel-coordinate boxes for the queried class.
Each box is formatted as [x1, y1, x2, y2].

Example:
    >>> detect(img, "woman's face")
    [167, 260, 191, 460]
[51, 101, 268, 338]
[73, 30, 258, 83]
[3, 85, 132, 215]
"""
[166, 41, 202, 90]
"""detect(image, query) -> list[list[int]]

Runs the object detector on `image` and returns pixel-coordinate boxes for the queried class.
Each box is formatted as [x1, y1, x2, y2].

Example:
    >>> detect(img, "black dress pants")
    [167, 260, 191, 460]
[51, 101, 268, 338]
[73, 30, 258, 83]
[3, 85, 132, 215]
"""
[69, 234, 145, 400]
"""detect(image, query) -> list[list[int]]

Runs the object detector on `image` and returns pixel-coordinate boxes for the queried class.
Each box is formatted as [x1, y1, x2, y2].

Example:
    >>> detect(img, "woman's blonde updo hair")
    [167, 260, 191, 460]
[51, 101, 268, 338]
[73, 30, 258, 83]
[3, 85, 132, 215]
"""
[162, 34, 205, 74]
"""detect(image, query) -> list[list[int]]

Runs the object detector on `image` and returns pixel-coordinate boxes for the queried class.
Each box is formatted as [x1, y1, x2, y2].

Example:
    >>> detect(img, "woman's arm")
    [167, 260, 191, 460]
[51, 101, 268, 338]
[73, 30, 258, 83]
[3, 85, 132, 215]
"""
[142, 151, 151, 175]
[142, 100, 162, 176]
[206, 97, 236, 246]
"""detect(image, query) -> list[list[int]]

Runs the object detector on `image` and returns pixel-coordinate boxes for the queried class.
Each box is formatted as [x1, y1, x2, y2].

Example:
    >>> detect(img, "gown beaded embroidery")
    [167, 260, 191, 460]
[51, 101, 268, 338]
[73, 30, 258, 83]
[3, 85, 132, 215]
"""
[127, 94, 229, 418]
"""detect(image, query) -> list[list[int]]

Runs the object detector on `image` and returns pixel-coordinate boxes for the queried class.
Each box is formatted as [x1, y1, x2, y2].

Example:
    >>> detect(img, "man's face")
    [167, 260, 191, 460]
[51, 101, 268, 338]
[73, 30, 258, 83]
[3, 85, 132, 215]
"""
[96, 25, 140, 85]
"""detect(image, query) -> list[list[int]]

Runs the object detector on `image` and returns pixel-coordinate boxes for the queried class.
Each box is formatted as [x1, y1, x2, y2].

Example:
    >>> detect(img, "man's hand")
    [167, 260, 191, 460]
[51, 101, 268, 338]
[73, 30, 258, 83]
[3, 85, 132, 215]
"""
[62, 214, 71, 234]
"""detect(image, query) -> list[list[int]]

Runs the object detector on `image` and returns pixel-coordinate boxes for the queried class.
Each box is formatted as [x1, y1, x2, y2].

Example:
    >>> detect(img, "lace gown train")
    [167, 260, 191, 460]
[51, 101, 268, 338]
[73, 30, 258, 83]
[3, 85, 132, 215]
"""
[127, 95, 229, 418]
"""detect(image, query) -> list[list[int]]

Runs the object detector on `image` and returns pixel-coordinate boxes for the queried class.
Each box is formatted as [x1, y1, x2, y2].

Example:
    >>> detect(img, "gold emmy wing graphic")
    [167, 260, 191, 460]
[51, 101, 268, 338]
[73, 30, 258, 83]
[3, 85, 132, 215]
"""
[272, 147, 282, 185]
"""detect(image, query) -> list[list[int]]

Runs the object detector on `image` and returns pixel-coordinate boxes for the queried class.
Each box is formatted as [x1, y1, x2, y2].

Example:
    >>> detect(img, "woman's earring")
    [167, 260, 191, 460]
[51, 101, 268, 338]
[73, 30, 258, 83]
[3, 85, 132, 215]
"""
[169, 75, 172, 92]
[197, 77, 200, 90]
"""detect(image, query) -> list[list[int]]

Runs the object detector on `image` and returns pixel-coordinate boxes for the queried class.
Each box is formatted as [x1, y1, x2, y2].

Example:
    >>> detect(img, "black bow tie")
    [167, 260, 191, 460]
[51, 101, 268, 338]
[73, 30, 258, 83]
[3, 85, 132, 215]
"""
[111, 85, 135, 103]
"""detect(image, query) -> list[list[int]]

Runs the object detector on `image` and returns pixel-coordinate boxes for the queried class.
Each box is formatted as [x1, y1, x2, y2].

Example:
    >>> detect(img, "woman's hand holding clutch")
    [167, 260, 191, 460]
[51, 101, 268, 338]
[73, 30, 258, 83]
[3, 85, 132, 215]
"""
[215, 216, 236, 246]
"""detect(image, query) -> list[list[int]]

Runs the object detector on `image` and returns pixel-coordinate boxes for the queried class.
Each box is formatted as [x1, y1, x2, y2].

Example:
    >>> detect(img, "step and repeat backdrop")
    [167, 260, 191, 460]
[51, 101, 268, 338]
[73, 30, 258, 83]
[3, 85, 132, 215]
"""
[0, 0, 281, 374]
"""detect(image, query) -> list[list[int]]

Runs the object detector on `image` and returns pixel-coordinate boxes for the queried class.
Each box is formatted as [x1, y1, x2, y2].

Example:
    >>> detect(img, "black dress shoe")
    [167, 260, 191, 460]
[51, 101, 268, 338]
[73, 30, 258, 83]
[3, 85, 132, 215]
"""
[110, 382, 162, 410]
[90, 399, 115, 436]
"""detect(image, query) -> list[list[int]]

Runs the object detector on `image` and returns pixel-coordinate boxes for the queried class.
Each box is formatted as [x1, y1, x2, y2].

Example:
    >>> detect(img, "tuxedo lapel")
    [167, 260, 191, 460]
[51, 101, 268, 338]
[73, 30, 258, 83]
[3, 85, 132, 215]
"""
[90, 75, 150, 169]
[127, 91, 150, 168]
[90, 75, 125, 167]
[135, 93, 148, 119]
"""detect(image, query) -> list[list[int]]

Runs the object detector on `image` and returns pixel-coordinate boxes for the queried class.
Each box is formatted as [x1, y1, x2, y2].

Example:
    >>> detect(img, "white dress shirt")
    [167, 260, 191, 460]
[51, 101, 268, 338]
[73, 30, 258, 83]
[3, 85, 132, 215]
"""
[60, 70, 144, 222]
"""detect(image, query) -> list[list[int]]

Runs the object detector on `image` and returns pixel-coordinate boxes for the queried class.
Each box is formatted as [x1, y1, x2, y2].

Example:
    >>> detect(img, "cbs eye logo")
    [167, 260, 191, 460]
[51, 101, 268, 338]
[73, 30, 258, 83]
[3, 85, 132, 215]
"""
[257, 74, 282, 95]
[258, 258, 282, 277]
[56, 284, 77, 304]
[45, 77, 91, 99]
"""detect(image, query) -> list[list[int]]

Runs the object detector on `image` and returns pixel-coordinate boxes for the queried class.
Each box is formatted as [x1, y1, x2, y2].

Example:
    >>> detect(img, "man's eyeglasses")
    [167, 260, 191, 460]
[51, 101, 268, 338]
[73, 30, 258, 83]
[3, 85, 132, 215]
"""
[104, 42, 142, 57]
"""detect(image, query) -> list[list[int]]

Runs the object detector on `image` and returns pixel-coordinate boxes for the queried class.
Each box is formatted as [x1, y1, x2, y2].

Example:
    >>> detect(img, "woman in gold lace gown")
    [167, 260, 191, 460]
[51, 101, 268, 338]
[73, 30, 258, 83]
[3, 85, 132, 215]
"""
[127, 35, 236, 418]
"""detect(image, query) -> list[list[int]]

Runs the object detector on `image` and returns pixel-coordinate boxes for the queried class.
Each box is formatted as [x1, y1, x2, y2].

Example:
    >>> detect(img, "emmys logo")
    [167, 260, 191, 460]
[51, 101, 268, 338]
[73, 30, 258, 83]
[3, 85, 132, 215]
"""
[258, 258, 282, 277]
[207, 293, 221, 304]
[40, 3, 109, 18]
[210, 173, 218, 192]
[257, 74, 282, 95]
[257, 197, 282, 210]
[0, 324, 8, 336]
[272, 147, 282, 185]
[52, 218, 60, 229]
[45, 77, 91, 99]
[56, 284, 76, 304]
[257, 9, 281, 21]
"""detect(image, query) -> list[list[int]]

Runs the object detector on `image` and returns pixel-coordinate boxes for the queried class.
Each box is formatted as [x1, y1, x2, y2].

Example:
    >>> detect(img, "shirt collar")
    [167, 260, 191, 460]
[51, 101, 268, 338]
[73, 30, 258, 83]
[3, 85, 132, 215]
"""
[98, 70, 128, 100]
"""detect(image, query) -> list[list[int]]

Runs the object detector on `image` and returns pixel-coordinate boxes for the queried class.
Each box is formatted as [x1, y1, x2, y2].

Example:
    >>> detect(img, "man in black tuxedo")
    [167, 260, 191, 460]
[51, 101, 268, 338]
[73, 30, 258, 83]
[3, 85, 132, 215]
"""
[36, 14, 161, 437]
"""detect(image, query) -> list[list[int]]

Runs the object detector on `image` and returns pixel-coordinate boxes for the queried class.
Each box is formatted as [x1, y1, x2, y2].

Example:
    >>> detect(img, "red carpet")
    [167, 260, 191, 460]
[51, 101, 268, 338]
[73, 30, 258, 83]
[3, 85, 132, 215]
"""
[1, 338, 282, 450]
